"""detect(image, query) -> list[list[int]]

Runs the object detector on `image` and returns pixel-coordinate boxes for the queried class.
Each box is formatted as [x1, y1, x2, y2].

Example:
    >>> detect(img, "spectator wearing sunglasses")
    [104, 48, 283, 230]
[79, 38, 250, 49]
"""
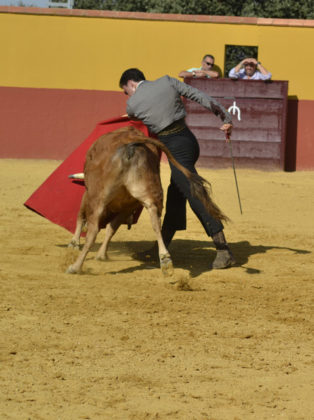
[229, 58, 271, 80]
[178, 54, 219, 79]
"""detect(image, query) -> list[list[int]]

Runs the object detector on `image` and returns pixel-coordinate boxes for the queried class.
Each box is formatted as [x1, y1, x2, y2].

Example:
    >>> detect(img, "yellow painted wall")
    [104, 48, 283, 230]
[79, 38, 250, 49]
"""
[0, 11, 314, 99]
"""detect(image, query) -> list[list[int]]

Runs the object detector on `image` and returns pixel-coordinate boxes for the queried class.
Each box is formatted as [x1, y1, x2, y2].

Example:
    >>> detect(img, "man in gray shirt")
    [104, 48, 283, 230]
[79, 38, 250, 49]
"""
[119, 68, 235, 269]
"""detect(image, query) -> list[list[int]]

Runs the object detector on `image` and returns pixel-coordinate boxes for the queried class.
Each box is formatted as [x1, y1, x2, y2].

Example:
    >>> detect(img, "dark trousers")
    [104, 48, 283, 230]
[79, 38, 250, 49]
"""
[158, 126, 223, 237]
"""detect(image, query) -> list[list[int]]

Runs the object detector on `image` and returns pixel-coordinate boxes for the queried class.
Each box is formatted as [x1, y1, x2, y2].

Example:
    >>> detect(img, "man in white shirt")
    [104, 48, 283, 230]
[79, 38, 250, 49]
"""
[229, 58, 271, 80]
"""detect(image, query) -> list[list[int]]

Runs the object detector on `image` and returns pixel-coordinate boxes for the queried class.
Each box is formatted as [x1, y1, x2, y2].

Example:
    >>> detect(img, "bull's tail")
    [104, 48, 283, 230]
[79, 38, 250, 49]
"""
[124, 137, 229, 223]
[185, 171, 229, 222]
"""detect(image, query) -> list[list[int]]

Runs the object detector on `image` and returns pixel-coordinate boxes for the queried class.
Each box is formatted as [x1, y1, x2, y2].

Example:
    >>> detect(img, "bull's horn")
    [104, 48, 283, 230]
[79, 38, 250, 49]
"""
[68, 173, 85, 180]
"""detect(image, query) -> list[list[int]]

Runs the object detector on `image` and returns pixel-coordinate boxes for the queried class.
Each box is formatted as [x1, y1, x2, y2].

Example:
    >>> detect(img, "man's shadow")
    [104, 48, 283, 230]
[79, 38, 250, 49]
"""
[84, 239, 310, 278]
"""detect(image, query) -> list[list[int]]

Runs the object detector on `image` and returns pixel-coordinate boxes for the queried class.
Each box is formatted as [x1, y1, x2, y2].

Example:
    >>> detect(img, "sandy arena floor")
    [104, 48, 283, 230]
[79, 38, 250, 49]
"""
[0, 159, 313, 420]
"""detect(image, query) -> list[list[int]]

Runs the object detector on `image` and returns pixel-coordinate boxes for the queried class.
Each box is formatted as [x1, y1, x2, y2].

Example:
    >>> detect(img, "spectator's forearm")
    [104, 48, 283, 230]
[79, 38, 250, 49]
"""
[228, 67, 239, 78]
[178, 71, 193, 78]
[234, 63, 243, 73]
[257, 63, 270, 75]
[206, 70, 219, 78]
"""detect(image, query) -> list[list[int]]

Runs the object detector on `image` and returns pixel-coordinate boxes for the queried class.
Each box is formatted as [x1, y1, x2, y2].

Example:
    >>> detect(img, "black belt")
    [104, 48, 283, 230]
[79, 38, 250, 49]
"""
[158, 118, 186, 137]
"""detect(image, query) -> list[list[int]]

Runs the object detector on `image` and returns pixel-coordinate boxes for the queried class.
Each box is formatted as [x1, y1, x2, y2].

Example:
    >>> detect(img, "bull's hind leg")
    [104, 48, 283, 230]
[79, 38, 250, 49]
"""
[96, 215, 123, 261]
[145, 203, 173, 277]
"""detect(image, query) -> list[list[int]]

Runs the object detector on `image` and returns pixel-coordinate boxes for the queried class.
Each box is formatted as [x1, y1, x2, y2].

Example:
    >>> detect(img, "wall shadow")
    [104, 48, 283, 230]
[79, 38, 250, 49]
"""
[285, 95, 299, 172]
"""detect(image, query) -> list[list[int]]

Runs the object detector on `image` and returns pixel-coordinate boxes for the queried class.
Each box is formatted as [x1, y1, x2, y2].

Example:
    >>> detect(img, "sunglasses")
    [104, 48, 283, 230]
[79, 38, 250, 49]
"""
[205, 61, 214, 66]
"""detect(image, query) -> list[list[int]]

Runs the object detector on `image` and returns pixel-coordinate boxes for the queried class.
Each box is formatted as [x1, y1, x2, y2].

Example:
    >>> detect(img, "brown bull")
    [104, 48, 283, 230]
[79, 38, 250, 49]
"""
[67, 126, 226, 276]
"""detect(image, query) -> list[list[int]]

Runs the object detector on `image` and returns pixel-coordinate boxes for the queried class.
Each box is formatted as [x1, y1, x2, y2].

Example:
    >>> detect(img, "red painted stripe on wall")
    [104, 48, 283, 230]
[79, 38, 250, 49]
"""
[0, 86, 313, 170]
[0, 87, 127, 159]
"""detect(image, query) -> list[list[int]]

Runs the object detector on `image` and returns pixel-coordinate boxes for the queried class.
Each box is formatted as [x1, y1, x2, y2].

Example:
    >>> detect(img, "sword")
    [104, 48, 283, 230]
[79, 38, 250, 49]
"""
[225, 133, 243, 214]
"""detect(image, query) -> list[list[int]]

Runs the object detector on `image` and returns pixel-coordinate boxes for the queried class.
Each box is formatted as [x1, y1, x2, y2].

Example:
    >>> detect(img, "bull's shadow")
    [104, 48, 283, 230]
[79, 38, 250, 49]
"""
[95, 239, 310, 278]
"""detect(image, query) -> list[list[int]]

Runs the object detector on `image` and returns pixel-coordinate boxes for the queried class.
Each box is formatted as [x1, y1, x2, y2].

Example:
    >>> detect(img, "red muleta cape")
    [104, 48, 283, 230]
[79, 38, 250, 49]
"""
[24, 116, 151, 234]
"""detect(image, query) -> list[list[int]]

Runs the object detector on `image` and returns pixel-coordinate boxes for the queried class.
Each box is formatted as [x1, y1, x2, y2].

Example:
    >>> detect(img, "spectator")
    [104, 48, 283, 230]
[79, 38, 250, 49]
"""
[178, 54, 219, 79]
[228, 58, 271, 80]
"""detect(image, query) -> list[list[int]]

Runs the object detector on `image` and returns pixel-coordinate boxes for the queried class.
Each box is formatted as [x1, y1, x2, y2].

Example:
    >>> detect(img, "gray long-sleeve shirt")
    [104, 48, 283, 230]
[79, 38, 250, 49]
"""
[126, 75, 232, 134]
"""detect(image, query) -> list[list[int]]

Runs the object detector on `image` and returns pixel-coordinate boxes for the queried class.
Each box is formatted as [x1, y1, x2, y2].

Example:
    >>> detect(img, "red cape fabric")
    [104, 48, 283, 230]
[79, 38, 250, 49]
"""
[24, 117, 151, 234]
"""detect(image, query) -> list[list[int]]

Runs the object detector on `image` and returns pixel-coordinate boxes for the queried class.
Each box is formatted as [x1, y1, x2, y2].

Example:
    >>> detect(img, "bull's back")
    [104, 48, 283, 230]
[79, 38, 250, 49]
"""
[85, 126, 154, 168]
[84, 126, 159, 187]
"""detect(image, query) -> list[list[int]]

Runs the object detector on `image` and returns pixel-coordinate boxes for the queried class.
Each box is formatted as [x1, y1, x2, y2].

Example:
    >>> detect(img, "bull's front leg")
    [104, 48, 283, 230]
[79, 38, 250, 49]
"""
[68, 215, 85, 249]
[66, 195, 105, 276]
[145, 203, 173, 277]
[68, 192, 87, 249]
[66, 220, 99, 274]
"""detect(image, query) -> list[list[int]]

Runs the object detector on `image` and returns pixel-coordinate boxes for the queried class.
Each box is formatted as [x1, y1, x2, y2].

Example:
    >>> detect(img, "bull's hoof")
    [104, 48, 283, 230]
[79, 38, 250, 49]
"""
[68, 241, 80, 249]
[212, 250, 236, 269]
[66, 264, 80, 274]
[160, 253, 174, 277]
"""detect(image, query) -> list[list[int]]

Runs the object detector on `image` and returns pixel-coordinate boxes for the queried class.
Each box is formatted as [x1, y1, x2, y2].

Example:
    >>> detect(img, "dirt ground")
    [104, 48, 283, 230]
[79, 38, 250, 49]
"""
[0, 158, 313, 420]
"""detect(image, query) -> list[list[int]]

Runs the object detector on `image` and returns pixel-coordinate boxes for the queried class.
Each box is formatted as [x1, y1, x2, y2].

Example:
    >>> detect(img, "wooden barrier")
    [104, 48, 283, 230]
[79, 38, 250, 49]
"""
[184, 78, 288, 169]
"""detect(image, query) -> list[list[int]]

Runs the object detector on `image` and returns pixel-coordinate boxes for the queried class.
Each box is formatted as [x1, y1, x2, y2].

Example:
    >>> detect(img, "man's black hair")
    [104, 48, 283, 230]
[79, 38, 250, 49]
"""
[203, 54, 215, 61]
[119, 68, 146, 88]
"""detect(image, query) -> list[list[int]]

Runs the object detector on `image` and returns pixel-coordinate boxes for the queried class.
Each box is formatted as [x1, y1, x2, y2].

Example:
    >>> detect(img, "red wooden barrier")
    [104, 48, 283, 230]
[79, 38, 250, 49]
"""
[184, 78, 288, 169]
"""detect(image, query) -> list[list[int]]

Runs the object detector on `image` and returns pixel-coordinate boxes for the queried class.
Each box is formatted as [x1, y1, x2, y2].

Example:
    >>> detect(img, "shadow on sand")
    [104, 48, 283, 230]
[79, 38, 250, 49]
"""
[59, 239, 311, 278]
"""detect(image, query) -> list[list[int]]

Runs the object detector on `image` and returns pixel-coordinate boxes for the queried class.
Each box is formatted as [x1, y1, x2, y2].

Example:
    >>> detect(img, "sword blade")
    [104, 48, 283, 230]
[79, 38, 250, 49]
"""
[226, 135, 243, 214]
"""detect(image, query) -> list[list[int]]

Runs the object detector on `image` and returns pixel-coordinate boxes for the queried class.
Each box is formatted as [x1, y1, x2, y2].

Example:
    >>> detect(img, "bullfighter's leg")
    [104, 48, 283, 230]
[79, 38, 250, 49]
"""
[96, 215, 123, 261]
[145, 202, 173, 277]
